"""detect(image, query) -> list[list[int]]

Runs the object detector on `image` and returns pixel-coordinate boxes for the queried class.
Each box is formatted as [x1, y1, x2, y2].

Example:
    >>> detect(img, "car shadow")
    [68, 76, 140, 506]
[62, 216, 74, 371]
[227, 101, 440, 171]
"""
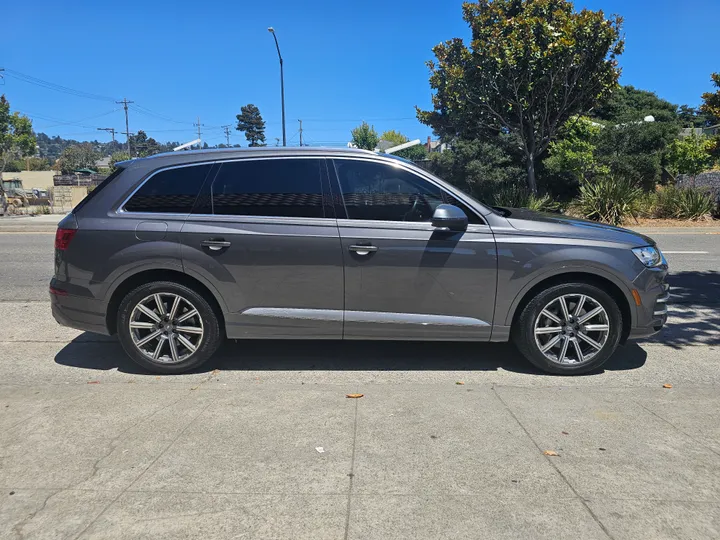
[54, 336, 647, 376]
[639, 270, 720, 348]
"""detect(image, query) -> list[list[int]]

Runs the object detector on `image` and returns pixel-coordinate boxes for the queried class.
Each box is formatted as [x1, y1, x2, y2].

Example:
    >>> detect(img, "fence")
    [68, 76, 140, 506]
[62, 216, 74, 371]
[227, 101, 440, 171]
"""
[53, 174, 107, 187]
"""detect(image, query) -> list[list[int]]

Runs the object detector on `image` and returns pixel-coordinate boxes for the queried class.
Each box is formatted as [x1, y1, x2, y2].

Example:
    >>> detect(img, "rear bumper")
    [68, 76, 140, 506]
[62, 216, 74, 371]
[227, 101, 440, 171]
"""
[50, 280, 110, 336]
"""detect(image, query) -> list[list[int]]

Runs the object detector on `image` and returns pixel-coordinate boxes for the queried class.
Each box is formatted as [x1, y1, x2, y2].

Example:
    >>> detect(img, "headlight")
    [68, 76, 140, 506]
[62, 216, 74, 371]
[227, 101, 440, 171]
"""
[632, 246, 663, 267]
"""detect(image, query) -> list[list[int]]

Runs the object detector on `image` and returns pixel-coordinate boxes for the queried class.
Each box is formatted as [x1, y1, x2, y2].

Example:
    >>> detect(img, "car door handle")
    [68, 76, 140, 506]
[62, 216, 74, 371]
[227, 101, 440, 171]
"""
[201, 239, 231, 251]
[349, 244, 378, 255]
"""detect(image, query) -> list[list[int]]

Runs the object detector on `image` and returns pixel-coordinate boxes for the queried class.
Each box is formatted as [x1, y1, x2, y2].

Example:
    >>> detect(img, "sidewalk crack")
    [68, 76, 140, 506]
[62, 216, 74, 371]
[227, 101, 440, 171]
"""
[491, 386, 615, 540]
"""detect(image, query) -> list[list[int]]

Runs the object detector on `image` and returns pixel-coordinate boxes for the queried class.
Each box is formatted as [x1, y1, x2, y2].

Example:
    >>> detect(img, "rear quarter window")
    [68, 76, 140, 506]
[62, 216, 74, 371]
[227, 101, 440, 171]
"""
[124, 164, 212, 214]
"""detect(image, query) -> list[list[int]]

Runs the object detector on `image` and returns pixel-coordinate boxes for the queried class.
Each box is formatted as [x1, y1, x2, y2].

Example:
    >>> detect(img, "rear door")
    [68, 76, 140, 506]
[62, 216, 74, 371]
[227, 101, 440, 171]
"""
[330, 157, 497, 340]
[180, 157, 344, 339]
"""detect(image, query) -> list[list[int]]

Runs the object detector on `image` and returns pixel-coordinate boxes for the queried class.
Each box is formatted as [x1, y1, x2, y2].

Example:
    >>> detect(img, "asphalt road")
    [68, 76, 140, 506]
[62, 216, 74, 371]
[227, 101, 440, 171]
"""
[0, 227, 719, 539]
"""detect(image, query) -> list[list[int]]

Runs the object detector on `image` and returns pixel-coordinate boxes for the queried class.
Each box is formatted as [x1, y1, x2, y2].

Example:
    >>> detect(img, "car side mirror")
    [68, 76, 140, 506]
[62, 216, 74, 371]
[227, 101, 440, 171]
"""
[431, 204, 468, 231]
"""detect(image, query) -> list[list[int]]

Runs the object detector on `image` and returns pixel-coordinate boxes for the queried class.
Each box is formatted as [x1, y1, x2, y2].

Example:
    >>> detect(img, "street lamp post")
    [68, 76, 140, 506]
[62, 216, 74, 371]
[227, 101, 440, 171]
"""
[268, 27, 286, 147]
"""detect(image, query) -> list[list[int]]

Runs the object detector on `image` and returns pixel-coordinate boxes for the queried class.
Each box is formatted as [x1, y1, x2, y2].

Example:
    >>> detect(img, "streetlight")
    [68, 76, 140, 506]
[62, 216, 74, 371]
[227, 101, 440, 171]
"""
[268, 27, 286, 147]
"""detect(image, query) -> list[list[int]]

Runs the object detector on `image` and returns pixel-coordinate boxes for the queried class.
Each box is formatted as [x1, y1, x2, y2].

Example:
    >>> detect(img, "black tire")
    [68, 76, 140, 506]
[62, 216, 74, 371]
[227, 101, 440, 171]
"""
[512, 282, 623, 375]
[117, 281, 223, 374]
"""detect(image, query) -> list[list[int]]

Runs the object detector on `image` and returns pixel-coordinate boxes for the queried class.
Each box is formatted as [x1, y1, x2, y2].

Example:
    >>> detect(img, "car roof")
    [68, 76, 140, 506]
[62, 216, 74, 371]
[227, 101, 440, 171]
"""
[116, 146, 380, 169]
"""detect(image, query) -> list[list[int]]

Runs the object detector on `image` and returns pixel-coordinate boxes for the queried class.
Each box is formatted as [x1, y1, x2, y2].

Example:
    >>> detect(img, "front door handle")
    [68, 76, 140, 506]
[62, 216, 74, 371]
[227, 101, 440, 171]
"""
[349, 244, 378, 256]
[201, 239, 231, 251]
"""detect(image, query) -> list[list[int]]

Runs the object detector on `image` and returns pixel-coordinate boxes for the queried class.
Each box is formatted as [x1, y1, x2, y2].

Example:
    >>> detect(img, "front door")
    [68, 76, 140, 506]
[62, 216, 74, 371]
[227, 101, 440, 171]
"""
[330, 157, 497, 340]
[181, 157, 344, 339]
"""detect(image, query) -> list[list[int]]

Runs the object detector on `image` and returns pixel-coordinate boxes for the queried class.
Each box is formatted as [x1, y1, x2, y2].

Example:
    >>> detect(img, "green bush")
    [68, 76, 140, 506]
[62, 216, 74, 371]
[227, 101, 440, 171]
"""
[654, 186, 716, 220]
[574, 177, 642, 225]
[492, 183, 560, 212]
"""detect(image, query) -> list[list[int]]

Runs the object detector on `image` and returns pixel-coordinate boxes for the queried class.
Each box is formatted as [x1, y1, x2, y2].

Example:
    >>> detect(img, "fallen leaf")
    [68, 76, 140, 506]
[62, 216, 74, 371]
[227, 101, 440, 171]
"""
[599, 447, 607, 451]
[561, 431, 569, 435]
[212, 369, 220, 376]
[190, 386, 199, 391]
[663, 384, 673, 389]
[455, 381, 465, 385]
[87, 381, 100, 385]
[543, 450, 559, 457]
[346, 393, 364, 399]
[315, 447, 325, 453]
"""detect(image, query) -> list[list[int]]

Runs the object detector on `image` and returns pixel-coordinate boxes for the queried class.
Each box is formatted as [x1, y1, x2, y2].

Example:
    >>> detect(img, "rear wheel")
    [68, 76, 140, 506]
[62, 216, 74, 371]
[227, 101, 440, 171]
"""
[512, 282, 622, 375]
[117, 281, 222, 374]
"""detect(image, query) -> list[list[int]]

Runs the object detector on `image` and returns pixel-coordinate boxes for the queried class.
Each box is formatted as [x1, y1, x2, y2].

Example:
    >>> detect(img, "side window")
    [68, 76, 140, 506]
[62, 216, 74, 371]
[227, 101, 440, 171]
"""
[124, 164, 211, 214]
[204, 158, 325, 218]
[333, 159, 444, 222]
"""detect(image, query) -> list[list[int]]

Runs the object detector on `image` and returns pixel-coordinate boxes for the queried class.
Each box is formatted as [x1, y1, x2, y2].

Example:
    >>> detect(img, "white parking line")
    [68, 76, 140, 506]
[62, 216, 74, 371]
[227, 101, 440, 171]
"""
[663, 251, 710, 254]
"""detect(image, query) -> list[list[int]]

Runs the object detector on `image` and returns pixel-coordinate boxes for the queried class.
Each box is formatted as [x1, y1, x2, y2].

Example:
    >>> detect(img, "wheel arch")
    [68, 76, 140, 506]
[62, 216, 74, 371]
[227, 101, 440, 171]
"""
[105, 269, 226, 335]
[506, 270, 634, 344]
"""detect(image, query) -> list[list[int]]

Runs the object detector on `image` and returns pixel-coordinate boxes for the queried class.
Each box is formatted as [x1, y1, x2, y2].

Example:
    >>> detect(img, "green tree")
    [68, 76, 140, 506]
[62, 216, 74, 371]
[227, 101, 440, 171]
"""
[129, 130, 162, 157]
[54, 144, 100, 174]
[236, 104, 266, 147]
[351, 121, 379, 150]
[545, 116, 608, 183]
[590, 86, 681, 189]
[700, 73, 720, 124]
[0, 95, 36, 175]
[379, 130, 428, 160]
[429, 136, 525, 200]
[417, 0, 624, 193]
[109, 151, 132, 171]
[667, 135, 714, 179]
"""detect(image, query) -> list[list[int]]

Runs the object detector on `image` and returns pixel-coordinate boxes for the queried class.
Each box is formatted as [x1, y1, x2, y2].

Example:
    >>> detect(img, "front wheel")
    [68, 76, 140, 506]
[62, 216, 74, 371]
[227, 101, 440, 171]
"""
[512, 283, 623, 375]
[117, 281, 223, 374]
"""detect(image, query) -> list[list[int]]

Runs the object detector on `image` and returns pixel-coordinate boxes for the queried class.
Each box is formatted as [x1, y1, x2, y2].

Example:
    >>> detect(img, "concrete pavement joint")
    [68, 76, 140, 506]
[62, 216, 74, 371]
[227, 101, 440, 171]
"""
[490, 386, 616, 540]
[70, 398, 213, 540]
[343, 398, 360, 540]
[633, 400, 720, 460]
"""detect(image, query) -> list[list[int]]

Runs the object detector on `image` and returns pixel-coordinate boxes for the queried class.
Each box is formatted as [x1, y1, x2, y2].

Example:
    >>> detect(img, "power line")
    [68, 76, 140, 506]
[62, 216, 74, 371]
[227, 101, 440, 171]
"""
[222, 125, 231, 145]
[4, 69, 118, 102]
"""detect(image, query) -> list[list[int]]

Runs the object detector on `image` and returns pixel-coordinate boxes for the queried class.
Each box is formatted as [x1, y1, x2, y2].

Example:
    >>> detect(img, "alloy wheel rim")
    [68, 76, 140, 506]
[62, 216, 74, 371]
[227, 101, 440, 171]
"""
[533, 294, 609, 365]
[129, 293, 204, 364]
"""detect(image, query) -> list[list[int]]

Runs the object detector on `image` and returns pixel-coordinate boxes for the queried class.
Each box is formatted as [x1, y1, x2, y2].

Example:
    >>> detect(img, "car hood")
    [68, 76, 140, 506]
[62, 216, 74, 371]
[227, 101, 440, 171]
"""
[501, 208, 655, 247]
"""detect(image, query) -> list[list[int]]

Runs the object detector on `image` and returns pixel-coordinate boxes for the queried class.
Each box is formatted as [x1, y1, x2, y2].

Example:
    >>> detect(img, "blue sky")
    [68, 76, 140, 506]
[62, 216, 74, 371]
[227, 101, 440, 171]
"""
[1, 0, 718, 148]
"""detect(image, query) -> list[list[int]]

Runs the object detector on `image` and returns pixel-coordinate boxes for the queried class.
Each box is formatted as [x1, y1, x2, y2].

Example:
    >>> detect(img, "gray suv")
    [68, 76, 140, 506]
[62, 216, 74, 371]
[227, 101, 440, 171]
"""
[51, 148, 668, 375]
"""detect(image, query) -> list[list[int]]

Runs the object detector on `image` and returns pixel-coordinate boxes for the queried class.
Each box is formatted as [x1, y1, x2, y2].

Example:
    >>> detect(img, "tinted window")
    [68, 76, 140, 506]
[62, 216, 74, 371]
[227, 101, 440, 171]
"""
[333, 159, 445, 222]
[74, 167, 124, 213]
[206, 158, 325, 218]
[125, 164, 211, 213]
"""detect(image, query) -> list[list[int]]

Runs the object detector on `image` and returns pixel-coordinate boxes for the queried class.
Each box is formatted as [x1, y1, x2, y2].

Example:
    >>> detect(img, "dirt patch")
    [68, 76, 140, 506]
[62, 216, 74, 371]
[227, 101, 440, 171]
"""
[621, 218, 718, 228]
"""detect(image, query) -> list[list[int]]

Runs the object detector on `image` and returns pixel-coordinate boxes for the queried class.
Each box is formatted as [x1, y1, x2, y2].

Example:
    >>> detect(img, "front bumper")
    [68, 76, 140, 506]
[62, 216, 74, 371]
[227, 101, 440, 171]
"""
[627, 267, 669, 340]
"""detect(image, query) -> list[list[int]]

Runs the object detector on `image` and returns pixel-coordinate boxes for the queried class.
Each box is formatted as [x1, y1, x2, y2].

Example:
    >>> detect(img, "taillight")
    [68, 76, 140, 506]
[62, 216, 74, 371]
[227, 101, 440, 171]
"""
[55, 228, 77, 250]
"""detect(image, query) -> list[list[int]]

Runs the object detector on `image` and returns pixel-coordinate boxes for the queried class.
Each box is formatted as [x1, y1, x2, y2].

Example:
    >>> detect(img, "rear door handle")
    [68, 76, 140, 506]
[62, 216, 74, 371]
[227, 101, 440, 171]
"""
[201, 239, 231, 251]
[349, 244, 378, 255]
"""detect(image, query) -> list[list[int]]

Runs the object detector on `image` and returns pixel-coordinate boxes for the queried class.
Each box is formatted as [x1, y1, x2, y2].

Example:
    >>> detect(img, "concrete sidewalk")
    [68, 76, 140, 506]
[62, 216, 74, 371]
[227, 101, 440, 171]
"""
[2, 300, 720, 539]
[0, 213, 64, 233]
[2, 379, 720, 539]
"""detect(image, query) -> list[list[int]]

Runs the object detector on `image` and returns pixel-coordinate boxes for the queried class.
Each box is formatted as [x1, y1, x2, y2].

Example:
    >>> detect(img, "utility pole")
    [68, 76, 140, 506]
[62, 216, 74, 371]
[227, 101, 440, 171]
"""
[194, 117, 204, 149]
[298, 119, 303, 147]
[115, 98, 134, 153]
[97, 127, 116, 142]
[222, 125, 231, 146]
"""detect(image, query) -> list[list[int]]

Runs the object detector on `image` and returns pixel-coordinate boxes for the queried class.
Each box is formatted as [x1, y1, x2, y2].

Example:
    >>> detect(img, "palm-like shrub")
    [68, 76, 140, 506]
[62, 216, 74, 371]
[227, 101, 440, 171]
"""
[575, 177, 642, 225]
